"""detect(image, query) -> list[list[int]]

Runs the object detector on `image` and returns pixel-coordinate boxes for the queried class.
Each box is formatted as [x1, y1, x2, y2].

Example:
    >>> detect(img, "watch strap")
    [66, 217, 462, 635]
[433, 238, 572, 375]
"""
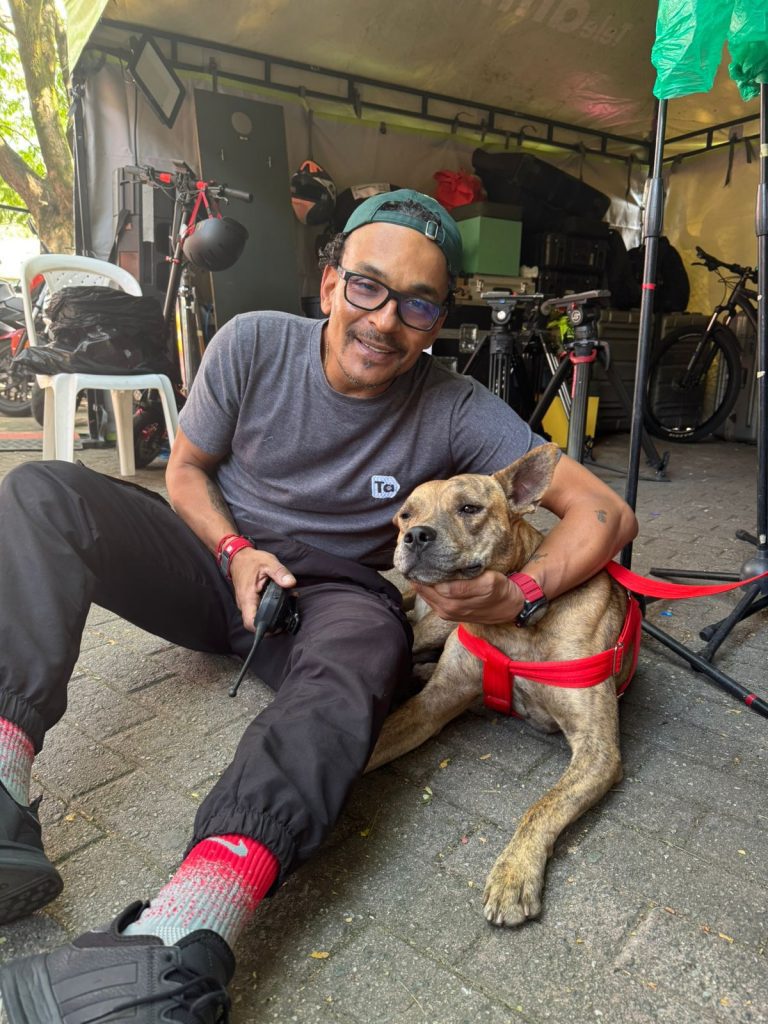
[216, 534, 254, 580]
[508, 572, 545, 603]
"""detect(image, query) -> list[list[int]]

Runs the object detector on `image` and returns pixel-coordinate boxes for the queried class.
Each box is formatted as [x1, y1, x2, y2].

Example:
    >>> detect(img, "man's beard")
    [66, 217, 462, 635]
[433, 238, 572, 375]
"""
[339, 327, 406, 391]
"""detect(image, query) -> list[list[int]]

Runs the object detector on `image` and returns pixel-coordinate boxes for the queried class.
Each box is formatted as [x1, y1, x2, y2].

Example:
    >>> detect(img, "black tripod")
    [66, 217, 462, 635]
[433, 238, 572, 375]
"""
[459, 290, 540, 417]
[622, 96, 768, 718]
[526, 291, 669, 476]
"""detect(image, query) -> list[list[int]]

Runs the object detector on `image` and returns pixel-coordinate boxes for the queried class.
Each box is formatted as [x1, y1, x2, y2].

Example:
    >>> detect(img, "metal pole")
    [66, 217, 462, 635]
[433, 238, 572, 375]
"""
[752, 84, 768, 565]
[620, 96, 768, 717]
[623, 99, 668, 567]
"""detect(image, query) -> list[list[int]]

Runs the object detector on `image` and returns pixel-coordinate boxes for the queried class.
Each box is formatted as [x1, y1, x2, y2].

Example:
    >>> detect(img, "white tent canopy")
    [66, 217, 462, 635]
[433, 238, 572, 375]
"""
[62, 0, 763, 312]
[64, 0, 757, 147]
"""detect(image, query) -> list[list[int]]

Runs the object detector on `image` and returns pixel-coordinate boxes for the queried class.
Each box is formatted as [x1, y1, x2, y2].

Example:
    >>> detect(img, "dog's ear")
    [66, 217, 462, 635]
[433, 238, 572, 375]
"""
[492, 443, 560, 516]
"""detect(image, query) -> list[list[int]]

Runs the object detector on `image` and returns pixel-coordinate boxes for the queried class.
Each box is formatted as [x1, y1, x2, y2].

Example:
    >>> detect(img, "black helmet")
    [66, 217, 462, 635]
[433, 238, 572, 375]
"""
[182, 216, 248, 271]
[290, 160, 336, 225]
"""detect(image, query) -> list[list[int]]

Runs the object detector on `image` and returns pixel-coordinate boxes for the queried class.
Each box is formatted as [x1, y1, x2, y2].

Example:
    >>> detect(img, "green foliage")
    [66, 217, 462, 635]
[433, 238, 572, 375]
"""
[0, 0, 69, 225]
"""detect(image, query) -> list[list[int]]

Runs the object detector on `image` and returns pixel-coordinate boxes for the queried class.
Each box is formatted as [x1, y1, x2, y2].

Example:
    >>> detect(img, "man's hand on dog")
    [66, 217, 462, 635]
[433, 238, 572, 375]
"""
[230, 549, 296, 632]
[413, 571, 523, 625]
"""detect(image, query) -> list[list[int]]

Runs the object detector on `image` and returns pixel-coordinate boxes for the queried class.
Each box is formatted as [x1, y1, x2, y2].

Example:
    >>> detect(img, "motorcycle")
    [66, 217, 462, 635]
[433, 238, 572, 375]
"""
[0, 279, 37, 418]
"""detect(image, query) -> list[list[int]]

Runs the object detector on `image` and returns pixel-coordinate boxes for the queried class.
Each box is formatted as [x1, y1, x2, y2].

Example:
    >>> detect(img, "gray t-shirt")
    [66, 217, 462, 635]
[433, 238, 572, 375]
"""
[179, 311, 544, 568]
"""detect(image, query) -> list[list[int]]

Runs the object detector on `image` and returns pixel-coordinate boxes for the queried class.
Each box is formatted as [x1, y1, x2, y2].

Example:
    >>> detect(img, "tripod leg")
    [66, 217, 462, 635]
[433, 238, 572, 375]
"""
[488, 351, 505, 401]
[528, 356, 571, 433]
[641, 619, 768, 717]
[735, 529, 758, 546]
[649, 568, 741, 582]
[696, 583, 763, 661]
[566, 358, 591, 462]
[602, 358, 668, 475]
[460, 333, 488, 377]
[699, 590, 768, 643]
[509, 350, 535, 419]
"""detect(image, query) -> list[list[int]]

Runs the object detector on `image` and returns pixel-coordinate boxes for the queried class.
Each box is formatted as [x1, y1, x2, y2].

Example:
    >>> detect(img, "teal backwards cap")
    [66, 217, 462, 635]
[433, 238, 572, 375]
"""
[342, 188, 463, 277]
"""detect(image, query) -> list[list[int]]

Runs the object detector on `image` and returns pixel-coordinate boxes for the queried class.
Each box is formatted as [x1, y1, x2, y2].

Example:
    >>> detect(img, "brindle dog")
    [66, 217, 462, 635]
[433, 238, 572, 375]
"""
[367, 443, 634, 927]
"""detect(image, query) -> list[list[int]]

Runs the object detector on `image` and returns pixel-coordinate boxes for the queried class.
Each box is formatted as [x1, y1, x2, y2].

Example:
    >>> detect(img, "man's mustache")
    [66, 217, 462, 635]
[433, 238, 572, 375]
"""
[346, 327, 405, 355]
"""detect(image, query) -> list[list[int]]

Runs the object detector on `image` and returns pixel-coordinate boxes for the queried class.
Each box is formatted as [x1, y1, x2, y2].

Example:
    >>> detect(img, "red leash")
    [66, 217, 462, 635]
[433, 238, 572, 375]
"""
[604, 561, 768, 598]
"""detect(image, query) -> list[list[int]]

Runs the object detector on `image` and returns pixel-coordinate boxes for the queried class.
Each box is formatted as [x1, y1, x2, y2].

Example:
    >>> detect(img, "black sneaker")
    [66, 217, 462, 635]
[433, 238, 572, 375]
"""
[0, 779, 63, 925]
[0, 902, 234, 1022]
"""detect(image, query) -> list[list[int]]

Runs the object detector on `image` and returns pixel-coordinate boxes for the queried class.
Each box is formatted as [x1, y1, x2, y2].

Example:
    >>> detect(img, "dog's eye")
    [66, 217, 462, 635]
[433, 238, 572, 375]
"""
[399, 510, 411, 522]
[459, 504, 483, 515]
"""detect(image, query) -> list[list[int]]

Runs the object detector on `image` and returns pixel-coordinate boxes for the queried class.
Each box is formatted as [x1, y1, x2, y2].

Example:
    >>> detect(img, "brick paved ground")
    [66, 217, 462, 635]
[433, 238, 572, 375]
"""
[0, 417, 766, 1024]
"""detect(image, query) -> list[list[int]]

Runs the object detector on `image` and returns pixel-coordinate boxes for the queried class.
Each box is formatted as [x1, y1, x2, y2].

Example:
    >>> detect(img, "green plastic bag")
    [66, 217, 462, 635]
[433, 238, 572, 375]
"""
[728, 0, 768, 100]
[652, 0, 734, 99]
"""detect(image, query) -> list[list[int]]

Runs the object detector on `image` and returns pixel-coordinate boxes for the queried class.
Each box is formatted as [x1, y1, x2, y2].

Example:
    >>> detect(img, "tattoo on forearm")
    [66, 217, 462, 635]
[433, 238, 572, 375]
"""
[529, 552, 548, 562]
[205, 478, 236, 526]
[596, 509, 608, 524]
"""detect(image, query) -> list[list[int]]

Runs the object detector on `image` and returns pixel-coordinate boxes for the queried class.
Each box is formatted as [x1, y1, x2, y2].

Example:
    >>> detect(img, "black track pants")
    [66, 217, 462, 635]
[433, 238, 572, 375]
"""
[0, 462, 412, 881]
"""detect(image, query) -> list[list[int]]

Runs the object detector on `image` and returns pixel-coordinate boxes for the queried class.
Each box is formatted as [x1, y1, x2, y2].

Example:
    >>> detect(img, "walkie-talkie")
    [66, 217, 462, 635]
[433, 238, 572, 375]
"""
[228, 580, 301, 697]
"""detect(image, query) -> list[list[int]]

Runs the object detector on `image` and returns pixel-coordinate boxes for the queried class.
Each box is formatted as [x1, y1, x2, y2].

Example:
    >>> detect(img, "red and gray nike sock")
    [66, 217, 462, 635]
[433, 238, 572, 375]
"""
[0, 717, 34, 806]
[123, 834, 279, 947]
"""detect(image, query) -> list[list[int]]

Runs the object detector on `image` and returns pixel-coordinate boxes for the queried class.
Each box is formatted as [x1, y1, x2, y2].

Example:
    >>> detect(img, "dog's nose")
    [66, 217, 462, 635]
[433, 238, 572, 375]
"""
[402, 525, 437, 551]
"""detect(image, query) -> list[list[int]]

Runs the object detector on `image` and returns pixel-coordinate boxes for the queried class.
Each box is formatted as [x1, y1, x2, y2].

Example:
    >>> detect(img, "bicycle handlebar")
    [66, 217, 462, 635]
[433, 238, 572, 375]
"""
[213, 185, 253, 203]
[539, 289, 610, 317]
[694, 245, 756, 281]
[123, 165, 252, 203]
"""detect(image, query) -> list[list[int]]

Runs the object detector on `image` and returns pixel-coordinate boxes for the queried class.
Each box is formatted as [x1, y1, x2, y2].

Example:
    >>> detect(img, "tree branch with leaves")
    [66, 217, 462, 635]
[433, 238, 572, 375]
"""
[0, 0, 73, 252]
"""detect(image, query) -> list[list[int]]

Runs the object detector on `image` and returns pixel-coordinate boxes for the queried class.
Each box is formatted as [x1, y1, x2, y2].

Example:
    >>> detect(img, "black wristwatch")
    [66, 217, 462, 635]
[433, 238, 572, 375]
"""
[508, 572, 549, 628]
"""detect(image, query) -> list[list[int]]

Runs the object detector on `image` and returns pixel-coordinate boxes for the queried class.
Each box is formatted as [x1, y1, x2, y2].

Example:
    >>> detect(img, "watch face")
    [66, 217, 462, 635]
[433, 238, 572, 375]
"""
[517, 597, 549, 627]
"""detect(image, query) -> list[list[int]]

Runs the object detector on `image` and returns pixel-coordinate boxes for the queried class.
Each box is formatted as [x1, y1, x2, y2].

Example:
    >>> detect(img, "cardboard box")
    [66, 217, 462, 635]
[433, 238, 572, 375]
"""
[457, 215, 522, 277]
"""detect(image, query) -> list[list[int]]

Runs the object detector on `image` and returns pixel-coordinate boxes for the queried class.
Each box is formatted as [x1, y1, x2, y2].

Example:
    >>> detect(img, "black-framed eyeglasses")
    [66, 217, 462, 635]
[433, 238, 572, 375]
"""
[337, 267, 446, 332]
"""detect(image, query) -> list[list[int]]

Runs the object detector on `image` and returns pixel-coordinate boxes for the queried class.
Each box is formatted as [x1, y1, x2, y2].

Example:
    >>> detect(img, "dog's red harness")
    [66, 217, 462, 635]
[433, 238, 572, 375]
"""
[458, 560, 768, 716]
[458, 595, 642, 717]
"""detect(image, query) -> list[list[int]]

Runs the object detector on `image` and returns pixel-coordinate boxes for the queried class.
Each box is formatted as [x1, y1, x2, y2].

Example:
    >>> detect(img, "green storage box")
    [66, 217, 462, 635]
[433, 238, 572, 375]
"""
[456, 208, 522, 276]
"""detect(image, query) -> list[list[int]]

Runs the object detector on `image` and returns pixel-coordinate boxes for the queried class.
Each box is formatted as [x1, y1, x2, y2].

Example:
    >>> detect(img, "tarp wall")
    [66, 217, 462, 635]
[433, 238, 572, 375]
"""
[665, 147, 758, 314]
[84, 58, 645, 299]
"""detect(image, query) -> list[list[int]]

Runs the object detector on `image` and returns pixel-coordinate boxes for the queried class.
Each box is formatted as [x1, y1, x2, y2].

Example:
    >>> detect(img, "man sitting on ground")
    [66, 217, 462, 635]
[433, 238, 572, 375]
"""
[0, 189, 637, 1022]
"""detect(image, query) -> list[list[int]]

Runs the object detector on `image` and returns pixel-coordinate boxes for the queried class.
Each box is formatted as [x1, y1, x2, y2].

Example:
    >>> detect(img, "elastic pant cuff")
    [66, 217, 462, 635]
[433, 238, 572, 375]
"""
[0, 690, 46, 753]
[188, 806, 297, 893]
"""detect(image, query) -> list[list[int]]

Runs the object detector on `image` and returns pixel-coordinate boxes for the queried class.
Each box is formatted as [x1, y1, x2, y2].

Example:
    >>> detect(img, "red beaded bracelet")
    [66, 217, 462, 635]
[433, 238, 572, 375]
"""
[216, 534, 254, 580]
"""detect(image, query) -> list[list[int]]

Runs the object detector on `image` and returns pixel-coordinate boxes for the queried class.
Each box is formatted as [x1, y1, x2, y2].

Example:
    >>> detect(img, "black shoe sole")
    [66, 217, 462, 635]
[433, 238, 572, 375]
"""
[0, 848, 63, 926]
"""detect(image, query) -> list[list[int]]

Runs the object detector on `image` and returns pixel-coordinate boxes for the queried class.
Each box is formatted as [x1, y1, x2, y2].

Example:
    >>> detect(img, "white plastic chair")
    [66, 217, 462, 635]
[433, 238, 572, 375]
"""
[20, 254, 179, 476]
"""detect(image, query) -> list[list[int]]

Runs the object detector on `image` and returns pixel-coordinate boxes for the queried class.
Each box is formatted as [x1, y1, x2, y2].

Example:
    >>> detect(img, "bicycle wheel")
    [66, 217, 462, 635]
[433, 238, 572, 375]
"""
[644, 322, 742, 442]
[0, 341, 33, 417]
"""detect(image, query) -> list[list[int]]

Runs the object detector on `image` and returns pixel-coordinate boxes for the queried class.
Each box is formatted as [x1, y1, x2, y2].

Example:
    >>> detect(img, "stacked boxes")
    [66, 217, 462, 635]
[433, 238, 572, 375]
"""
[453, 202, 523, 277]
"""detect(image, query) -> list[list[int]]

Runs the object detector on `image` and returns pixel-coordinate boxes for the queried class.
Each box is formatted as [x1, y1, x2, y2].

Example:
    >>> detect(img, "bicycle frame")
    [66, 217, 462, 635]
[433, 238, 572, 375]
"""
[124, 163, 251, 396]
[121, 164, 251, 467]
[685, 265, 756, 391]
[709, 273, 756, 336]
[162, 172, 221, 394]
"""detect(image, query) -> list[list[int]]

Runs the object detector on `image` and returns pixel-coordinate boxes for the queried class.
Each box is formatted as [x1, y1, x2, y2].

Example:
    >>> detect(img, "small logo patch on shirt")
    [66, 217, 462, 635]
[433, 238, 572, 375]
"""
[371, 475, 400, 499]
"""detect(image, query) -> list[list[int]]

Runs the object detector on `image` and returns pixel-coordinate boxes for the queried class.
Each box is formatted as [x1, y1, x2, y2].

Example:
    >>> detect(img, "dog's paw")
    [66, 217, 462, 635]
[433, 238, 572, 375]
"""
[483, 856, 544, 927]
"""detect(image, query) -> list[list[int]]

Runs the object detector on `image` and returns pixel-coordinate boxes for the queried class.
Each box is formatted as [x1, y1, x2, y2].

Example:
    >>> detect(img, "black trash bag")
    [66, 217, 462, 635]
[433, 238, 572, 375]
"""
[602, 229, 642, 311]
[626, 238, 690, 313]
[471, 150, 611, 236]
[13, 286, 174, 376]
